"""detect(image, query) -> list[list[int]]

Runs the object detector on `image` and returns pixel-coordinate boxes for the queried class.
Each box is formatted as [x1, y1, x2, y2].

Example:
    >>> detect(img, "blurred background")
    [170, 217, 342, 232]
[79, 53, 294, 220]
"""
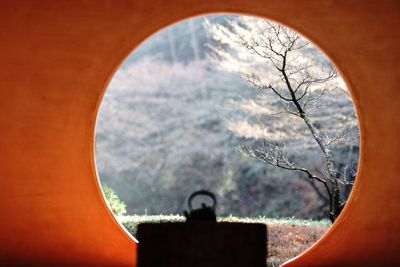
[95, 15, 359, 220]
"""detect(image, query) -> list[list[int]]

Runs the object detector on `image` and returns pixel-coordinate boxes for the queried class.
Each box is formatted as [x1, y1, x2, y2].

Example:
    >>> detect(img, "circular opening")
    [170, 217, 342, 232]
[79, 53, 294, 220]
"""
[95, 14, 359, 265]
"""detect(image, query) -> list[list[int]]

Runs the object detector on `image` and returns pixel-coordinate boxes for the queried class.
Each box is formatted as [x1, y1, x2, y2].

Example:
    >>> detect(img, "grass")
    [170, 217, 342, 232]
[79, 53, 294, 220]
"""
[118, 215, 331, 267]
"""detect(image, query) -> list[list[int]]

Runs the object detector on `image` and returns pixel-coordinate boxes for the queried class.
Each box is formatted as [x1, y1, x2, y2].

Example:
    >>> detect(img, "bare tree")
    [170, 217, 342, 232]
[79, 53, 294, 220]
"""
[207, 17, 358, 222]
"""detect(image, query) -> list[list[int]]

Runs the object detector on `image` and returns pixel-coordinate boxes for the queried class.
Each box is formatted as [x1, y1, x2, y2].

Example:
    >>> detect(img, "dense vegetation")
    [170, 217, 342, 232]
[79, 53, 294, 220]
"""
[96, 15, 359, 220]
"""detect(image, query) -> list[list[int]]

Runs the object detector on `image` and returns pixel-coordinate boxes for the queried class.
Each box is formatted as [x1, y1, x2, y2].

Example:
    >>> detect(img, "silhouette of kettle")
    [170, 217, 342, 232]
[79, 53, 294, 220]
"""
[184, 190, 217, 222]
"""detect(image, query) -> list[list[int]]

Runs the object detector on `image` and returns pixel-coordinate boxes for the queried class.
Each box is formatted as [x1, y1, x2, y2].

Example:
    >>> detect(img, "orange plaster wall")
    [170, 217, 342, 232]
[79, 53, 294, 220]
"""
[0, 0, 399, 266]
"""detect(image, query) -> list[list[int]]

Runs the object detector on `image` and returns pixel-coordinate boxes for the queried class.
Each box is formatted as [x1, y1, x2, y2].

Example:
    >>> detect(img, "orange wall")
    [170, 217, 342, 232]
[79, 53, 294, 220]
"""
[0, 0, 399, 266]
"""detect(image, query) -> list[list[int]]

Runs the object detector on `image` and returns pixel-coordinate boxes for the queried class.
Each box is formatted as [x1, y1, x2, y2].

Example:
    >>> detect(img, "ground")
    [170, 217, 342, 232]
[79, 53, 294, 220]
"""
[119, 215, 330, 266]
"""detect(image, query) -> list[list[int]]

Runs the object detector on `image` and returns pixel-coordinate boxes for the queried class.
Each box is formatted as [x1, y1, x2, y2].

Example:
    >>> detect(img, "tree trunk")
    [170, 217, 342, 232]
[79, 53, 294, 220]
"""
[167, 28, 177, 63]
[302, 115, 342, 223]
[328, 182, 342, 222]
[189, 19, 200, 61]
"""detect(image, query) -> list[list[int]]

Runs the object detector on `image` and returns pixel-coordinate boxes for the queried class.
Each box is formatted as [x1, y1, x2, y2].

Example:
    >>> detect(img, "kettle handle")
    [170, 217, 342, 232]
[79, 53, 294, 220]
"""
[188, 190, 217, 212]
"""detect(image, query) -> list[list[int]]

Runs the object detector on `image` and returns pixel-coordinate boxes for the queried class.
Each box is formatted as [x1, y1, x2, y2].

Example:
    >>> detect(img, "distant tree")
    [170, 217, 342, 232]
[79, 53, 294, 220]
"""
[207, 17, 358, 222]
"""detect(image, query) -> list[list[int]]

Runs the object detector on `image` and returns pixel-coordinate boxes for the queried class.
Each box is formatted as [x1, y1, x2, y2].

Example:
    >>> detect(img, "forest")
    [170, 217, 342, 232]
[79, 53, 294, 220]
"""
[95, 15, 359, 220]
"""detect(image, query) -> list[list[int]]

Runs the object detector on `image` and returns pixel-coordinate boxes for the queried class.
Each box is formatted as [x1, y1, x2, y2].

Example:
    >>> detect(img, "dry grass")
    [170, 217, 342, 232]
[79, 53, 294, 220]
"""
[267, 224, 328, 266]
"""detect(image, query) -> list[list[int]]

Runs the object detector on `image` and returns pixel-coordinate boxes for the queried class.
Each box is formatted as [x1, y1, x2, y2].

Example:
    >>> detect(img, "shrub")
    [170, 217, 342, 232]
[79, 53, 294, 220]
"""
[102, 183, 127, 216]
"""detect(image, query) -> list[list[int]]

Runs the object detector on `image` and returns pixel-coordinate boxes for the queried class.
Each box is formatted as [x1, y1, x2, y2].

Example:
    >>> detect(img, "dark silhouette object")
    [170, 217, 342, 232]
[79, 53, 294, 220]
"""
[184, 190, 217, 222]
[138, 190, 267, 267]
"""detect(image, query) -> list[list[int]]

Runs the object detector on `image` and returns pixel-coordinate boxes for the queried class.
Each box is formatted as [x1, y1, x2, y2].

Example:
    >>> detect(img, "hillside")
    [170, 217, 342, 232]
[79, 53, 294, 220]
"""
[95, 15, 359, 219]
